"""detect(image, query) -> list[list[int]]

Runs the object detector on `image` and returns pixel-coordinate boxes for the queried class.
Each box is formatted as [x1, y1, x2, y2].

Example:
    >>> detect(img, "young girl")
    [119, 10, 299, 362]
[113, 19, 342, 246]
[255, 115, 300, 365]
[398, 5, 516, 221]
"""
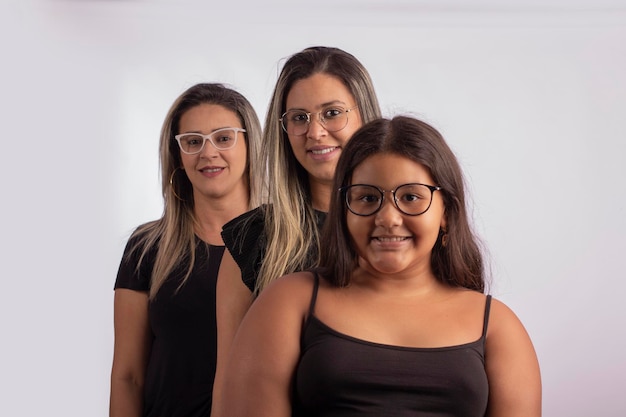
[219, 116, 542, 417]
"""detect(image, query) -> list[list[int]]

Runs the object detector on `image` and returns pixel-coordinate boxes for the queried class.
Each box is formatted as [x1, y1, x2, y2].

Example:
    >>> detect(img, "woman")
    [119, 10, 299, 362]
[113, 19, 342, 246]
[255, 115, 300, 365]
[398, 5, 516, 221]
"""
[219, 116, 542, 416]
[212, 48, 382, 413]
[109, 83, 262, 417]
[219, 45, 382, 294]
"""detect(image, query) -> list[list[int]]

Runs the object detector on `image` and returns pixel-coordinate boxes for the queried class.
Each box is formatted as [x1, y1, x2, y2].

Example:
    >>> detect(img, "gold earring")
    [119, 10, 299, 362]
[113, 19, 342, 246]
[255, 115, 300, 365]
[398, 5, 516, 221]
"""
[169, 167, 185, 201]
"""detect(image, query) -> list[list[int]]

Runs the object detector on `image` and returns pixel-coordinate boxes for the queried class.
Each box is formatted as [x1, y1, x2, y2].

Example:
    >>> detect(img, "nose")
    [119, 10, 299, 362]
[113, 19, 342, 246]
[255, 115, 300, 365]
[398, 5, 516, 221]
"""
[199, 139, 219, 158]
[374, 195, 402, 227]
[306, 114, 327, 141]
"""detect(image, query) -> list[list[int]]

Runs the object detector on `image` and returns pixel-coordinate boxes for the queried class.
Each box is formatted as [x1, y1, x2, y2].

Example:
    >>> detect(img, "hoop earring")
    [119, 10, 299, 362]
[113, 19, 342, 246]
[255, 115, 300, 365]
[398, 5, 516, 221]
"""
[169, 167, 186, 201]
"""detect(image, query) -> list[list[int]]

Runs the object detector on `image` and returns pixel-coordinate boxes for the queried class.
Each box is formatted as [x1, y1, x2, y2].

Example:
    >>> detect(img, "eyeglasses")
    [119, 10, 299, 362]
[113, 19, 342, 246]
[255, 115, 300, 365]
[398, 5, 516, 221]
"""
[279, 105, 357, 136]
[341, 183, 442, 216]
[174, 127, 246, 154]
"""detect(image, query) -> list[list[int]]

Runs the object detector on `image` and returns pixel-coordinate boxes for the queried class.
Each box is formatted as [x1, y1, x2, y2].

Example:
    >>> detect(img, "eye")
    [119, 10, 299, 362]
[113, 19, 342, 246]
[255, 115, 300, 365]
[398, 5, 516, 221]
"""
[349, 186, 381, 205]
[397, 185, 428, 203]
[214, 134, 234, 144]
[290, 112, 309, 124]
[322, 107, 343, 119]
[184, 135, 203, 147]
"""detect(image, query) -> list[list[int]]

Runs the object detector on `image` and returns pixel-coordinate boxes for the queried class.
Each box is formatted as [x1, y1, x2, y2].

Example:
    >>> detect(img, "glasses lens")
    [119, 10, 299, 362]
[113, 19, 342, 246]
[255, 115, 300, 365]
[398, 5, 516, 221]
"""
[178, 134, 204, 154]
[345, 185, 383, 216]
[211, 128, 238, 150]
[395, 184, 434, 215]
[281, 111, 309, 136]
[320, 107, 349, 132]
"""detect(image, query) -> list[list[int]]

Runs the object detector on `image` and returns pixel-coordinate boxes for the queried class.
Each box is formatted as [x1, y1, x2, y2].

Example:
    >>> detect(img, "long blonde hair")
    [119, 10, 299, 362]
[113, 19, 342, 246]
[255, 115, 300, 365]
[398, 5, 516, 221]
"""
[128, 83, 263, 299]
[255, 46, 382, 293]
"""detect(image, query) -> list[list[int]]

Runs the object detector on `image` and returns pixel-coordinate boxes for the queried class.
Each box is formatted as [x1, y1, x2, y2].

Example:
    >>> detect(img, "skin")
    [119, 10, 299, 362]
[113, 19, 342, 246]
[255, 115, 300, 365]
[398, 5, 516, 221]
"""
[285, 72, 362, 211]
[110, 104, 251, 417]
[217, 153, 541, 417]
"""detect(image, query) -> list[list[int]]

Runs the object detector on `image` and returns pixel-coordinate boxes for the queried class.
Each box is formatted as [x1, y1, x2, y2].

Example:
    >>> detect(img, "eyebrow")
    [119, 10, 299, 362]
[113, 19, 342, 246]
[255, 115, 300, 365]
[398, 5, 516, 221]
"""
[180, 126, 241, 134]
[286, 100, 350, 112]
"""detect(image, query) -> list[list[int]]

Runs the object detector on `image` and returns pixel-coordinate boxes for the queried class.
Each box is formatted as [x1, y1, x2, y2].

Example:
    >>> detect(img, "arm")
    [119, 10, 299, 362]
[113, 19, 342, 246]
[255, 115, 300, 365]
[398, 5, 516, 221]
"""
[109, 289, 152, 417]
[211, 250, 254, 417]
[485, 298, 542, 417]
[215, 273, 312, 417]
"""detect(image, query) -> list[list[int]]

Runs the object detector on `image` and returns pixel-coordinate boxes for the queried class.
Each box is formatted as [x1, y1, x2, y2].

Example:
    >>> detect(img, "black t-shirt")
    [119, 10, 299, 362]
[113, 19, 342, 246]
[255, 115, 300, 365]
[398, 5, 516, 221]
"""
[115, 232, 225, 417]
[221, 204, 327, 292]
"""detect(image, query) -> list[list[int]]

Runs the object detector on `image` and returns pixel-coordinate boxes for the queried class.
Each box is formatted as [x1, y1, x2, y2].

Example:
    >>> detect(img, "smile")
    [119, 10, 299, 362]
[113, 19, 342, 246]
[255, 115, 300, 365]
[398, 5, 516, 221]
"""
[201, 167, 224, 173]
[373, 236, 410, 242]
[309, 146, 338, 155]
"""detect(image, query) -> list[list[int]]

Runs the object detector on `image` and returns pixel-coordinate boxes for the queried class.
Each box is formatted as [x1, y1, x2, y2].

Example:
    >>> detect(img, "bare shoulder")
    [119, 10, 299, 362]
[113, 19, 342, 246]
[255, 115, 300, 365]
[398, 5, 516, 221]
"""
[486, 297, 528, 336]
[249, 271, 316, 316]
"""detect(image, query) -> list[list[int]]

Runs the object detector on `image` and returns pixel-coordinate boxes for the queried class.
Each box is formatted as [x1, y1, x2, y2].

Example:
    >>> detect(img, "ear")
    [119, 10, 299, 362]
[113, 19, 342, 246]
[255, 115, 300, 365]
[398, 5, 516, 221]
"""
[440, 208, 447, 231]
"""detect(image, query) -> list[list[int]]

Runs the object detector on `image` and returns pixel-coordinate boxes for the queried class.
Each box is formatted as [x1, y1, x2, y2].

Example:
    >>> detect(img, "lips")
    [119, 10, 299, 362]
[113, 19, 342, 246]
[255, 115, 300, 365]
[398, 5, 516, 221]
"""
[372, 236, 411, 242]
[200, 167, 224, 173]
[308, 146, 338, 155]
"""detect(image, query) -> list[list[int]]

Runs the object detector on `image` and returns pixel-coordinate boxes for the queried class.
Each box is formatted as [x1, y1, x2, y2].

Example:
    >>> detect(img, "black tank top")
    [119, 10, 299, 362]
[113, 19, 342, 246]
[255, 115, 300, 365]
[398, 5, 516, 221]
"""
[293, 275, 491, 417]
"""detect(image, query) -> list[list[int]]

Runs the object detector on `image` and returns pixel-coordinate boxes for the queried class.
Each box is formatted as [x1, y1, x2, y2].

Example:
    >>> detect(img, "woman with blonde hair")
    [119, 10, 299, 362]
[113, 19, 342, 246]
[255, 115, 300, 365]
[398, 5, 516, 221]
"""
[109, 83, 262, 417]
[212, 47, 382, 415]
[220, 45, 381, 292]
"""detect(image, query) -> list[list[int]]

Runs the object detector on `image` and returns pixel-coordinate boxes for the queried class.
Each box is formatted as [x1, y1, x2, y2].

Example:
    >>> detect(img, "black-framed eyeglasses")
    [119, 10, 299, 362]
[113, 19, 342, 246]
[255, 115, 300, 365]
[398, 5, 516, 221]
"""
[341, 183, 442, 216]
[174, 127, 246, 154]
[279, 105, 357, 136]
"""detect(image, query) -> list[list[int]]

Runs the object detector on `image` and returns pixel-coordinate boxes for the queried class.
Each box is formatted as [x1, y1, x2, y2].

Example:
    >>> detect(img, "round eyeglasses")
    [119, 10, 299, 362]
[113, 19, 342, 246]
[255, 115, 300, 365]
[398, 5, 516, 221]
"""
[174, 127, 246, 154]
[341, 183, 442, 216]
[279, 105, 357, 136]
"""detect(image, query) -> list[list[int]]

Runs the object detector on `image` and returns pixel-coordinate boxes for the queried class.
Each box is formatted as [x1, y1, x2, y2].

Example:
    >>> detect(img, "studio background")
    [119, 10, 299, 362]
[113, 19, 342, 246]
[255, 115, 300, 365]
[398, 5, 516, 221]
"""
[1, 0, 624, 415]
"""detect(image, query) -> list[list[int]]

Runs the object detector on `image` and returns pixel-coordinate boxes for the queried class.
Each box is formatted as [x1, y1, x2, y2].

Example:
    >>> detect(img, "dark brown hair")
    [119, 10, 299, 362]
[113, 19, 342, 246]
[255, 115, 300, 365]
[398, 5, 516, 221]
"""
[318, 115, 485, 292]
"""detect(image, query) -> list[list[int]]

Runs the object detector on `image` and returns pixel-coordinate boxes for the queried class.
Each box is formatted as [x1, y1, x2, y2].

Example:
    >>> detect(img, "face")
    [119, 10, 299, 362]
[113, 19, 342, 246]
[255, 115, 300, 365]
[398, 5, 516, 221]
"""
[177, 103, 248, 202]
[285, 72, 362, 187]
[346, 153, 446, 277]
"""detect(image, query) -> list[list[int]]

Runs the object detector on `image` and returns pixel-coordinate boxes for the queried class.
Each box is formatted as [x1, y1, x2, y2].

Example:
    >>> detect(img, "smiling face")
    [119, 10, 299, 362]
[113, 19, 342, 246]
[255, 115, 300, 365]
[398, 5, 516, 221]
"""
[177, 103, 248, 203]
[347, 153, 446, 277]
[285, 72, 363, 188]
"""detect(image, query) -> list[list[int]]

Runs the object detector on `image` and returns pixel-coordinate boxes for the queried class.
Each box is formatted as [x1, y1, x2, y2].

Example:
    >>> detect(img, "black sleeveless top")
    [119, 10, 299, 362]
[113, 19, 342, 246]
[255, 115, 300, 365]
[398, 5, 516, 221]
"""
[294, 275, 491, 417]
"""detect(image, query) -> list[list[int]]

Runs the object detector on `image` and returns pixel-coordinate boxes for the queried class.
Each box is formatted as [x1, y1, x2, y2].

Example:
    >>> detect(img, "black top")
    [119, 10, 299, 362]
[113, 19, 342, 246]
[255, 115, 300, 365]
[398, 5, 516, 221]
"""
[221, 204, 327, 292]
[115, 232, 225, 417]
[294, 275, 491, 417]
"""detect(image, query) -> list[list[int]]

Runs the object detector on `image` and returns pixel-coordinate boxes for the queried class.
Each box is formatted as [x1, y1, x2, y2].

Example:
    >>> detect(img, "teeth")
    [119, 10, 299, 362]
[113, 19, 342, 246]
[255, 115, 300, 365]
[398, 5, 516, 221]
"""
[203, 168, 222, 173]
[375, 237, 408, 242]
[311, 147, 336, 155]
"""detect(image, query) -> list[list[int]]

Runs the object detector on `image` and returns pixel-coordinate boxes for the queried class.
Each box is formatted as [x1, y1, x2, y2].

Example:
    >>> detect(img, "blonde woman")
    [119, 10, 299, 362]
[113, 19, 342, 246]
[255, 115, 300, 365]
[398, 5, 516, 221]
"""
[109, 83, 262, 417]
[212, 46, 382, 416]
[220, 45, 381, 291]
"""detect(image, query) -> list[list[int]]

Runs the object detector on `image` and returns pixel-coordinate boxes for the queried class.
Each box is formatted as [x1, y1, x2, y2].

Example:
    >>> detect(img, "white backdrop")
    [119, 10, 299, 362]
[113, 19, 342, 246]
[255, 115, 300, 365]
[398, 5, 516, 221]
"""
[1, 0, 625, 415]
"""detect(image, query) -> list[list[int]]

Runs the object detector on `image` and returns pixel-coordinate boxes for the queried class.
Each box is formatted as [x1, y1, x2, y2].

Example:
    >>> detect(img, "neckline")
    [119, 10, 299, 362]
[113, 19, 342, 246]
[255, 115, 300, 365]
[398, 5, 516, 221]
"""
[307, 314, 485, 352]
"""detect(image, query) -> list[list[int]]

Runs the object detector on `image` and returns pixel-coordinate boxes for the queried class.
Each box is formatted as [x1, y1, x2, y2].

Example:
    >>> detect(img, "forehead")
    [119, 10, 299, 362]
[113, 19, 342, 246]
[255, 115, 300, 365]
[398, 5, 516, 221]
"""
[179, 103, 241, 132]
[351, 153, 434, 186]
[286, 73, 355, 110]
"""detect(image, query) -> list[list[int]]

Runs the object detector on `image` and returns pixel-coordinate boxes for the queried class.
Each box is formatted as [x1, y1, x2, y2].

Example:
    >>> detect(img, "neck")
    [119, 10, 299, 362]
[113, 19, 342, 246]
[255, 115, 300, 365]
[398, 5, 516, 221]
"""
[192, 190, 249, 245]
[309, 177, 333, 212]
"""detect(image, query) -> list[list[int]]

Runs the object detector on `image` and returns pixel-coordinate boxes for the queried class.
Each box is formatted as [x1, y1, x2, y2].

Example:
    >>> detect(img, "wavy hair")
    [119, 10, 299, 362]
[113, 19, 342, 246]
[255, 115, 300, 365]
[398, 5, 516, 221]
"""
[128, 83, 263, 299]
[318, 116, 485, 292]
[255, 46, 382, 293]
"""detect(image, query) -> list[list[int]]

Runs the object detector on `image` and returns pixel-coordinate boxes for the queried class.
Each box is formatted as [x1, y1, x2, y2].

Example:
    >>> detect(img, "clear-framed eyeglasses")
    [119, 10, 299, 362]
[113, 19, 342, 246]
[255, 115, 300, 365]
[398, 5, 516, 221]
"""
[174, 127, 246, 154]
[279, 105, 358, 136]
[341, 183, 442, 216]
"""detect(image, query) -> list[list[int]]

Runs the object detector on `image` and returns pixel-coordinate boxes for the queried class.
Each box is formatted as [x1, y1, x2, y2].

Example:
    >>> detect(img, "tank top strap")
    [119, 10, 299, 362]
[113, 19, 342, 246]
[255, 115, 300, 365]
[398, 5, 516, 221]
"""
[481, 295, 493, 340]
[307, 272, 321, 317]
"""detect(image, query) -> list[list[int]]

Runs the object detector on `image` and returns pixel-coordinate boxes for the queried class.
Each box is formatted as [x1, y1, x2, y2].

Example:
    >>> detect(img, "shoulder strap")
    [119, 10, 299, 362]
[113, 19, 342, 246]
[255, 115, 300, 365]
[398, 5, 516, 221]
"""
[307, 272, 321, 317]
[481, 295, 493, 340]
